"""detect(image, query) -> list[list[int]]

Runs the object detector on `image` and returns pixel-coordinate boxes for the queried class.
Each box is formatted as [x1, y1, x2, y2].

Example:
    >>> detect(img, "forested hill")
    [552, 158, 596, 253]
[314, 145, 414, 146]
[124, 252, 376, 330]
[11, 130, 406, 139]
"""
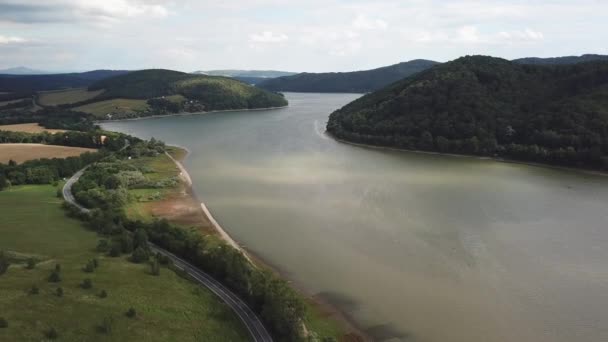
[257, 59, 439, 93]
[327, 56, 608, 170]
[513, 54, 608, 65]
[89, 69, 287, 110]
[0, 70, 129, 93]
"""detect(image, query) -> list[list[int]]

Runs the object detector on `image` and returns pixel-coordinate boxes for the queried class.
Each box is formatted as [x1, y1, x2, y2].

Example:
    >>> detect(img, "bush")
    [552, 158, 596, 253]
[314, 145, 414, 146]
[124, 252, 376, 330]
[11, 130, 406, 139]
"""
[130, 247, 149, 264]
[149, 258, 160, 276]
[108, 243, 121, 257]
[80, 278, 93, 289]
[96, 239, 109, 252]
[55, 264, 61, 272]
[83, 260, 95, 273]
[0, 317, 7, 328]
[125, 307, 137, 318]
[48, 270, 61, 283]
[25, 258, 36, 269]
[0, 251, 9, 276]
[44, 327, 59, 340]
[56, 287, 63, 297]
[29, 285, 39, 295]
[98, 290, 107, 298]
[97, 316, 113, 334]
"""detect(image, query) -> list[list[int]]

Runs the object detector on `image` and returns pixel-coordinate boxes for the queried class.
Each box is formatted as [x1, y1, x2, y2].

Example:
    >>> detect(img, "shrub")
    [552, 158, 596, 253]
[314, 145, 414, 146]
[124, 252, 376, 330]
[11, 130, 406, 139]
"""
[29, 285, 39, 295]
[48, 270, 61, 283]
[83, 260, 95, 273]
[56, 287, 63, 297]
[92, 258, 99, 268]
[55, 264, 61, 272]
[149, 258, 160, 276]
[0, 251, 9, 276]
[96, 239, 109, 252]
[25, 258, 36, 269]
[108, 243, 121, 257]
[97, 316, 113, 334]
[80, 278, 92, 289]
[44, 327, 59, 339]
[125, 307, 137, 318]
[130, 247, 149, 264]
[0, 317, 7, 328]
[98, 290, 107, 298]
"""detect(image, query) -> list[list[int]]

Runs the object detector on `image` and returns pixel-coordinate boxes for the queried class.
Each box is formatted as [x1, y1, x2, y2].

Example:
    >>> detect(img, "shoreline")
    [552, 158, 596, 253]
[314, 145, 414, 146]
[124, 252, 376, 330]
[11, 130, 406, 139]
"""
[95, 105, 288, 123]
[328, 132, 608, 178]
[165, 146, 369, 341]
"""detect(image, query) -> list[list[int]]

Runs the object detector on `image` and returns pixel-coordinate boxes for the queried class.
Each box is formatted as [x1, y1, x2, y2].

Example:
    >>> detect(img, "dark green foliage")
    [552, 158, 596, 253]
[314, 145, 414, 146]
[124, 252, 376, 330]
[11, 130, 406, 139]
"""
[48, 270, 61, 283]
[98, 290, 107, 298]
[327, 56, 608, 170]
[258, 60, 439, 93]
[125, 308, 137, 318]
[0, 251, 9, 275]
[149, 258, 160, 276]
[44, 327, 59, 340]
[0, 107, 96, 131]
[108, 243, 121, 257]
[25, 258, 36, 269]
[80, 278, 92, 289]
[83, 260, 95, 273]
[29, 285, 39, 295]
[130, 247, 149, 264]
[56, 287, 63, 297]
[0, 70, 129, 93]
[0, 317, 7, 328]
[87, 69, 287, 111]
[513, 54, 608, 65]
[96, 239, 109, 252]
[97, 316, 113, 334]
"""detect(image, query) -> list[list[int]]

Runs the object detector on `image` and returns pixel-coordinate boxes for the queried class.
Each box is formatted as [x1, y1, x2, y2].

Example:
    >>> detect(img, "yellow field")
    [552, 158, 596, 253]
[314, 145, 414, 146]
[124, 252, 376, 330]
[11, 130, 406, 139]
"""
[0, 143, 96, 164]
[0, 123, 65, 134]
[37, 88, 104, 106]
[74, 98, 149, 118]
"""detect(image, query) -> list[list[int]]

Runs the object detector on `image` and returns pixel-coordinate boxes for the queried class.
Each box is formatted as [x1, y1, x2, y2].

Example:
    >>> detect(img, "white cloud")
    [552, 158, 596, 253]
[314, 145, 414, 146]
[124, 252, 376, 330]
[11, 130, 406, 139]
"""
[249, 31, 289, 43]
[456, 25, 481, 43]
[498, 29, 544, 42]
[0, 35, 27, 44]
[352, 15, 388, 30]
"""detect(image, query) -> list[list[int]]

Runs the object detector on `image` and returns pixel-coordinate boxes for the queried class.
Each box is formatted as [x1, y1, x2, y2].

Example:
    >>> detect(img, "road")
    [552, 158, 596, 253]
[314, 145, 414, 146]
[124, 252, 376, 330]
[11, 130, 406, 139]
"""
[62, 157, 273, 342]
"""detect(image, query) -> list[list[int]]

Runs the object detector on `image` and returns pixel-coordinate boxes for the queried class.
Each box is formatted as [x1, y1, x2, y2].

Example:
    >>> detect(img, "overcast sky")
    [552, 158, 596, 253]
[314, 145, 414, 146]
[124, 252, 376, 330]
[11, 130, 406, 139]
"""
[0, 0, 607, 72]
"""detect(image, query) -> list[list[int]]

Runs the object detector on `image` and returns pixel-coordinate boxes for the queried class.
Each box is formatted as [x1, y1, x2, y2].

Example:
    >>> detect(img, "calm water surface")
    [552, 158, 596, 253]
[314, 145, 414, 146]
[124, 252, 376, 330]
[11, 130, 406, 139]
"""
[103, 93, 608, 342]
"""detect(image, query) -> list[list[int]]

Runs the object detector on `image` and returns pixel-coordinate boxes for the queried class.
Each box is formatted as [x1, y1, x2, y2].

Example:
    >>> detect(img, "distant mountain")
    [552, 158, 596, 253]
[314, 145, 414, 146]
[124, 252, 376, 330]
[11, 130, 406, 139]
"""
[193, 70, 297, 78]
[0, 66, 49, 75]
[257, 60, 439, 93]
[327, 55, 608, 170]
[513, 54, 608, 65]
[0, 70, 130, 94]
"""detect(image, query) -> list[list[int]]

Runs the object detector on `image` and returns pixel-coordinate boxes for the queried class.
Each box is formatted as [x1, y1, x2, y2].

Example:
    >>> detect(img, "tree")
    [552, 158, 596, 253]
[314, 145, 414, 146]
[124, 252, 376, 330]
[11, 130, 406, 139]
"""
[125, 308, 137, 318]
[149, 258, 160, 276]
[130, 247, 149, 264]
[25, 258, 36, 269]
[56, 287, 63, 297]
[0, 251, 9, 276]
[48, 270, 61, 283]
[80, 278, 93, 289]
[98, 290, 108, 298]
[0, 317, 7, 328]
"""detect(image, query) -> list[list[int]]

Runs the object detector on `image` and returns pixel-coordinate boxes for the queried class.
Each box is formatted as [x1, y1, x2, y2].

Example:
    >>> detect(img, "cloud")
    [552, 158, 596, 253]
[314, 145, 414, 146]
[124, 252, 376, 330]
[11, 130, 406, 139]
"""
[249, 31, 289, 43]
[0, 35, 27, 44]
[498, 29, 544, 42]
[0, 0, 169, 24]
[352, 15, 388, 30]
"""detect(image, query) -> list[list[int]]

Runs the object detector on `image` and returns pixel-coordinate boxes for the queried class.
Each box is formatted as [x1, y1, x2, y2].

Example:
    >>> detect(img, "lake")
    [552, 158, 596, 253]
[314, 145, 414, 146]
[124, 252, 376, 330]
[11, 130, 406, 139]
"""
[102, 93, 608, 342]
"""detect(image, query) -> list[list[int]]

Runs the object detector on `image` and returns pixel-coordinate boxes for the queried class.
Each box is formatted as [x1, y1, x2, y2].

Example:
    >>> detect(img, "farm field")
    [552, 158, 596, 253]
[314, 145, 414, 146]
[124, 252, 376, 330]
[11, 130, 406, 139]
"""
[38, 88, 104, 106]
[0, 123, 65, 134]
[75, 99, 149, 118]
[0, 144, 96, 164]
[0, 185, 249, 342]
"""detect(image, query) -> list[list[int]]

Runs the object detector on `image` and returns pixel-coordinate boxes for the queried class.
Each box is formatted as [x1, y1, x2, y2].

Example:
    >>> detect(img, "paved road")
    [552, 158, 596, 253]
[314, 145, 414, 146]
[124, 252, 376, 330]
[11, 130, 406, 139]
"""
[62, 159, 273, 342]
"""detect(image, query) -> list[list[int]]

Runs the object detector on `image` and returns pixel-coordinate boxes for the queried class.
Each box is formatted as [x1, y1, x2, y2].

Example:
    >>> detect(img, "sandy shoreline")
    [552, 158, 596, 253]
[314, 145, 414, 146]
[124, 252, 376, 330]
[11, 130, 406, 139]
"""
[95, 105, 288, 123]
[329, 132, 608, 177]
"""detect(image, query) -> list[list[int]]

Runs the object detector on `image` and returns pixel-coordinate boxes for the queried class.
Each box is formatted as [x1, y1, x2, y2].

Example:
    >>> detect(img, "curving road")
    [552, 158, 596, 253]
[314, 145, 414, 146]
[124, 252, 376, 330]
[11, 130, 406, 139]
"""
[62, 163, 273, 342]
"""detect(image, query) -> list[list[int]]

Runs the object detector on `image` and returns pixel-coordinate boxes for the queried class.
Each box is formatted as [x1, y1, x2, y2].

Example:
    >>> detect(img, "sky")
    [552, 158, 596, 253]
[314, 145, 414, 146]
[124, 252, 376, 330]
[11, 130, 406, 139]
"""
[0, 0, 607, 73]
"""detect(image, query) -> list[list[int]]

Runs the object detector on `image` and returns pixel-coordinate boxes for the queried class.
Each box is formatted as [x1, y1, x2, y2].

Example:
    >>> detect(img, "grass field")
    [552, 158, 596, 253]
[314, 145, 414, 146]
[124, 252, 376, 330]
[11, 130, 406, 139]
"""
[75, 99, 149, 119]
[0, 185, 249, 341]
[38, 88, 105, 106]
[0, 123, 65, 134]
[0, 144, 96, 164]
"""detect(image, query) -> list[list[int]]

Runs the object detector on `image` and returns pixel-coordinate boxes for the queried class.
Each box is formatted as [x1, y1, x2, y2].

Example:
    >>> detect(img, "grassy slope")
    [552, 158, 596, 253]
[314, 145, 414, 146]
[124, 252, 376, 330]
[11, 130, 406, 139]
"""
[0, 185, 249, 341]
[38, 88, 105, 106]
[74, 99, 150, 118]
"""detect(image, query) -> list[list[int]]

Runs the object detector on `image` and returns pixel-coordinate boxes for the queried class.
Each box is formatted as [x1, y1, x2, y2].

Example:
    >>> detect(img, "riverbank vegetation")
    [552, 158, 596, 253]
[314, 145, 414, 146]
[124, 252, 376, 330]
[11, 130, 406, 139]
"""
[0, 184, 249, 341]
[327, 56, 608, 170]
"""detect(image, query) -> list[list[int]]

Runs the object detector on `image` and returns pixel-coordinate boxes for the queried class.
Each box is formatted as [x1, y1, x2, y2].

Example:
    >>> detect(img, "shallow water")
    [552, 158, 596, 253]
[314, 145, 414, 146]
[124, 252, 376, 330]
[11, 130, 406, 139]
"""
[103, 93, 608, 342]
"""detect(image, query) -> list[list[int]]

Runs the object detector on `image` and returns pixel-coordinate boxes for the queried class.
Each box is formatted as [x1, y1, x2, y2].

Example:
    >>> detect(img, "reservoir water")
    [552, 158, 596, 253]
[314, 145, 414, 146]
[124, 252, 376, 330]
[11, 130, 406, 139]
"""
[103, 93, 608, 342]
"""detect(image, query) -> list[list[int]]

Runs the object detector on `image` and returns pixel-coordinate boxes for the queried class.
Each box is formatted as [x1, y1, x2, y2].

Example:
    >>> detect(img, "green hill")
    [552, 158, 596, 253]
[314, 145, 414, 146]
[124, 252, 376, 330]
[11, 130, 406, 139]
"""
[513, 54, 608, 65]
[89, 69, 287, 111]
[257, 59, 439, 93]
[327, 55, 608, 170]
